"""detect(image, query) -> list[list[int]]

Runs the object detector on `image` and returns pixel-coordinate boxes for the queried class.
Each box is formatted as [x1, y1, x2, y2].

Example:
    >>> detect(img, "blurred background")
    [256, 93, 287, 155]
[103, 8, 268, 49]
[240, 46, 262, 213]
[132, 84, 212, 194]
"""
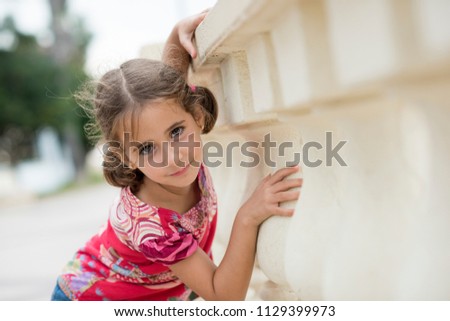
[0, 0, 216, 300]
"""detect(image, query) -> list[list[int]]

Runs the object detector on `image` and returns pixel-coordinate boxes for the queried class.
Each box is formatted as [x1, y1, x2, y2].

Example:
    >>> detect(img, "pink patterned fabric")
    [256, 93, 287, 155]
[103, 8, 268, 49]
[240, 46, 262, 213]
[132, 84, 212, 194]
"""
[139, 233, 197, 265]
[56, 164, 217, 301]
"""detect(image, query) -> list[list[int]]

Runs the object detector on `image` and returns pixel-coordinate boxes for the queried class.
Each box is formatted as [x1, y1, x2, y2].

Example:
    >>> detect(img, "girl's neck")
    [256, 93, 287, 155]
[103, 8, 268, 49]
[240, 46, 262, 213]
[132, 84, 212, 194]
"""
[137, 178, 201, 214]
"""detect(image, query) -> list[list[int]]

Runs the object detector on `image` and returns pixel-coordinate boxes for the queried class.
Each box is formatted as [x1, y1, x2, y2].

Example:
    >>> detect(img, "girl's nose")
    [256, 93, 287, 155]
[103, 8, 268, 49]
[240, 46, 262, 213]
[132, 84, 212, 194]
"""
[167, 142, 188, 168]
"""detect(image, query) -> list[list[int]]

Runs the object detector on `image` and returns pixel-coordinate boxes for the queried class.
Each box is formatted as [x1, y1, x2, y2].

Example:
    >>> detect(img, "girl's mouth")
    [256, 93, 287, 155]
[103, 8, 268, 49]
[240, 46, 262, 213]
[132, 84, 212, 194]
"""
[170, 162, 191, 176]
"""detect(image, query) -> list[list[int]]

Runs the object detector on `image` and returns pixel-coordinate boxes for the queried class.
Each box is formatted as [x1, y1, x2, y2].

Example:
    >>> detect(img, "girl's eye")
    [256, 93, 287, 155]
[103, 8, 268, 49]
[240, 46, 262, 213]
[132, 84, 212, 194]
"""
[139, 143, 154, 155]
[171, 126, 184, 139]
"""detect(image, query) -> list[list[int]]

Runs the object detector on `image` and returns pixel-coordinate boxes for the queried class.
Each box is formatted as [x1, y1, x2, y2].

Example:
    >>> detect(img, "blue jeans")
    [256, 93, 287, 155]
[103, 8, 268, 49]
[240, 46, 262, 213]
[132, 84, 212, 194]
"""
[50, 283, 71, 301]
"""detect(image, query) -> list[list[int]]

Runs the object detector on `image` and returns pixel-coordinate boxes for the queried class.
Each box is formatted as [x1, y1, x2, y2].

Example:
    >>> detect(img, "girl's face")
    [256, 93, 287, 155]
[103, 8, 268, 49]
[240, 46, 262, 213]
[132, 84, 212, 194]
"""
[123, 99, 204, 190]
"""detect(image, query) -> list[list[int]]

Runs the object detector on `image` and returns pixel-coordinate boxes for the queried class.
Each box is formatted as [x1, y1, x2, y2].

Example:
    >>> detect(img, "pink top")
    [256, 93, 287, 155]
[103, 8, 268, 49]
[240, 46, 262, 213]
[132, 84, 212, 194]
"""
[57, 164, 217, 300]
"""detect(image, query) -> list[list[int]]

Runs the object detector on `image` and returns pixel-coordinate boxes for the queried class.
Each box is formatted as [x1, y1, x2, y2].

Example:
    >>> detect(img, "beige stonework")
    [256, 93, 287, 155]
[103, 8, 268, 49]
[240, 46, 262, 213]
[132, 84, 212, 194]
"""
[142, 0, 450, 300]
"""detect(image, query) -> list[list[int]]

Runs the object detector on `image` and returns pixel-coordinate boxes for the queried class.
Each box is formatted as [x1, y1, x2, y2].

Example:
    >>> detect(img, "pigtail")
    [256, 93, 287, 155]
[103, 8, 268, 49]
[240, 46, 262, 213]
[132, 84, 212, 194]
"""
[101, 141, 144, 193]
[188, 85, 218, 134]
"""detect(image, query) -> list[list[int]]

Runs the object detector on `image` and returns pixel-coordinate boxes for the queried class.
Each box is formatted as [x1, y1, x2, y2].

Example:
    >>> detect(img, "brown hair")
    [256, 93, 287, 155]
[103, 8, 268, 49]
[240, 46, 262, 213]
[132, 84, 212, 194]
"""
[77, 58, 218, 192]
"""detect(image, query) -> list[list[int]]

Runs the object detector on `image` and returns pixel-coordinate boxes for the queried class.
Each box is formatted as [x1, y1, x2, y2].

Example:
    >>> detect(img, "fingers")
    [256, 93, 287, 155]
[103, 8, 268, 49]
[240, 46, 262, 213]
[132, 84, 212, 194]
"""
[196, 10, 209, 22]
[179, 33, 196, 58]
[267, 165, 300, 185]
[187, 12, 207, 36]
[272, 178, 303, 193]
[246, 166, 302, 223]
[274, 190, 300, 203]
[264, 191, 298, 218]
[184, 10, 209, 31]
[272, 207, 295, 217]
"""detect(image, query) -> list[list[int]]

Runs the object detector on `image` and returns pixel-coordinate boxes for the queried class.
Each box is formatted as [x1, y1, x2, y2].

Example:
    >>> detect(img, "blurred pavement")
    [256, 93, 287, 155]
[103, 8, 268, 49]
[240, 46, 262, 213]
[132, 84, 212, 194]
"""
[0, 183, 118, 300]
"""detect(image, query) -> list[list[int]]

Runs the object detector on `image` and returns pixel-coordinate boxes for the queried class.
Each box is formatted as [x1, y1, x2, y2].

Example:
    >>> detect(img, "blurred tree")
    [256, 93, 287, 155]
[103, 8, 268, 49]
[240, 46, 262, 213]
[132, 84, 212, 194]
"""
[48, 0, 92, 174]
[0, 2, 91, 173]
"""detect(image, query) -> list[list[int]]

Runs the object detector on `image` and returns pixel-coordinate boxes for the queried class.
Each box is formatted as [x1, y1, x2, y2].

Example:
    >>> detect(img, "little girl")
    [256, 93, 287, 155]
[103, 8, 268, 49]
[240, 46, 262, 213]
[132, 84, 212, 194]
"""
[51, 11, 302, 301]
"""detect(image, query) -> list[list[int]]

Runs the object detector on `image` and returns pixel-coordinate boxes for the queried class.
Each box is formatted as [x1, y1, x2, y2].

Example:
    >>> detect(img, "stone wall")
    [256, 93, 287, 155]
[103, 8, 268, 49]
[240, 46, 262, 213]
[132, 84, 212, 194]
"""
[142, 0, 450, 300]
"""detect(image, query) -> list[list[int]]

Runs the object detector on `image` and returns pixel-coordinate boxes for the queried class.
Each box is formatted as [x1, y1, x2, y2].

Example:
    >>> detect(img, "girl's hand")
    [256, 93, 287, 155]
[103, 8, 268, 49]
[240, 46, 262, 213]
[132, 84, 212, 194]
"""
[163, 9, 209, 76]
[175, 9, 209, 59]
[238, 166, 303, 227]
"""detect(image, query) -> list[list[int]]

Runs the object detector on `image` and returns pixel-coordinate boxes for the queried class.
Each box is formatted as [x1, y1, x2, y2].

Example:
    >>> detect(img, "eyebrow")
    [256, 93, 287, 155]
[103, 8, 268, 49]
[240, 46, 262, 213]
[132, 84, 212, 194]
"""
[136, 120, 186, 144]
[165, 120, 185, 135]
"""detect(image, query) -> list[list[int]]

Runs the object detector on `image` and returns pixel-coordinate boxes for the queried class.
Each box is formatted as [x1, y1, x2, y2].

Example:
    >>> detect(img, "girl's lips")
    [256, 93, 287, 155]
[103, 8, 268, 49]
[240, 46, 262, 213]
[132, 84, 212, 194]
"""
[170, 162, 191, 176]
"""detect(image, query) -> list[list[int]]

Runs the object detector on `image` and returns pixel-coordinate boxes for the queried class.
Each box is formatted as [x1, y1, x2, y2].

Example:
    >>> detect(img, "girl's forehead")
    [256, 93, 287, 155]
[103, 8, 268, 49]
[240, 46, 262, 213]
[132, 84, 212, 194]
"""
[143, 98, 183, 114]
[140, 99, 189, 123]
[117, 99, 191, 143]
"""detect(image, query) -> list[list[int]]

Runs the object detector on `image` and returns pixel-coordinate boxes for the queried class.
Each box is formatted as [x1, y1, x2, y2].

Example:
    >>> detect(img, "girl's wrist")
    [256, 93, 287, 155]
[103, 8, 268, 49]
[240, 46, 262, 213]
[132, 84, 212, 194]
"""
[236, 208, 260, 229]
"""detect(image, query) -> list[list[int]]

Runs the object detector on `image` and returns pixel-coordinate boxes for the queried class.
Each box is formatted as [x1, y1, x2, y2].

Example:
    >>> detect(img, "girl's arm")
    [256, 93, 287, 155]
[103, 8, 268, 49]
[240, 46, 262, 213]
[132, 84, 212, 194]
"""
[170, 166, 303, 300]
[162, 10, 208, 78]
